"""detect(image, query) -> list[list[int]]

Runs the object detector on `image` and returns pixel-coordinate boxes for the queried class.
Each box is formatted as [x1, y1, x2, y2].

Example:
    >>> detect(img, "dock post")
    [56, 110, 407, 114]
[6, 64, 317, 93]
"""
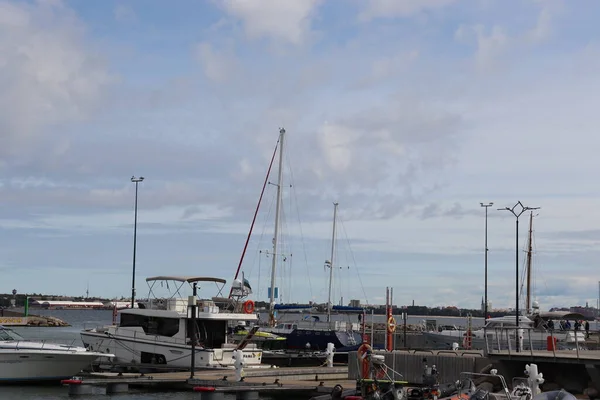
[107, 382, 129, 394]
[68, 384, 107, 396]
[326, 342, 335, 367]
[236, 391, 259, 400]
[233, 349, 245, 381]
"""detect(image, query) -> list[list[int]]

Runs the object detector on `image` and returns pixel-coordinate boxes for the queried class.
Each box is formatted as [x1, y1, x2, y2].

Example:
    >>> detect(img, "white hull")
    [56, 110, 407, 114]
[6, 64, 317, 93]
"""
[0, 349, 108, 382]
[81, 330, 262, 369]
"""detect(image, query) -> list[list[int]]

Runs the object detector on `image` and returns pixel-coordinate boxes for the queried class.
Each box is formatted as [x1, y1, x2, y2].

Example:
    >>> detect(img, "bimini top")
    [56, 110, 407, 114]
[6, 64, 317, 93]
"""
[536, 311, 586, 320]
[145, 276, 227, 284]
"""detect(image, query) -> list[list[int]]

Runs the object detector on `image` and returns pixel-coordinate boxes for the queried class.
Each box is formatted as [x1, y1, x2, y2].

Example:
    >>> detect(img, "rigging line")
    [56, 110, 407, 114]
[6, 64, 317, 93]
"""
[230, 138, 279, 298]
[284, 144, 314, 301]
[338, 215, 369, 304]
[245, 184, 276, 285]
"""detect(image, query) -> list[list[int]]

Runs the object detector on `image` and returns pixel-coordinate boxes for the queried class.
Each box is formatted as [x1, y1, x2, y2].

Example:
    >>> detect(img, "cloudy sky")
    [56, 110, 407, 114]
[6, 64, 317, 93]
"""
[1, 0, 599, 310]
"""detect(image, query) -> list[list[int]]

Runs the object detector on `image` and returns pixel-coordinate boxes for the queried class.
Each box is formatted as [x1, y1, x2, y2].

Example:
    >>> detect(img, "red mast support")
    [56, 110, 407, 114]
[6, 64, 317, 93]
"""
[229, 140, 280, 298]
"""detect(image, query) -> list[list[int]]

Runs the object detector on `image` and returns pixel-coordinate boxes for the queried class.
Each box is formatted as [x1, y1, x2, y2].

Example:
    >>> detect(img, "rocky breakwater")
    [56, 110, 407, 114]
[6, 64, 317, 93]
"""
[26, 315, 70, 327]
[0, 309, 71, 327]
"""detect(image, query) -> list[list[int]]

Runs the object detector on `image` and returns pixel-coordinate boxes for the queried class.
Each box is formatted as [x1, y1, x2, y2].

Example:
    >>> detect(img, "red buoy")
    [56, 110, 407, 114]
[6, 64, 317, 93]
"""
[193, 386, 216, 392]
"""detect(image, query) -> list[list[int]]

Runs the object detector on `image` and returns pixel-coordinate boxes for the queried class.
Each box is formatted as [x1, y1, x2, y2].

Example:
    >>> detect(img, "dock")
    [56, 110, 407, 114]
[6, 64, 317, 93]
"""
[62, 366, 354, 398]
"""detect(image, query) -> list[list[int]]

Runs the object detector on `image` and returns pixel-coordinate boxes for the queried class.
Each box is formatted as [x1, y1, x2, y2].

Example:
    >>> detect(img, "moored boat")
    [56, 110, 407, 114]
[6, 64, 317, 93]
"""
[0, 325, 113, 383]
[81, 276, 263, 370]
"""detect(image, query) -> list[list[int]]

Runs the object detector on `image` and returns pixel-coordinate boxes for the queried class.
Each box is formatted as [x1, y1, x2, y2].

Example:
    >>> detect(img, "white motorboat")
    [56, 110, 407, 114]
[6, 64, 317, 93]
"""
[0, 325, 113, 382]
[423, 312, 586, 351]
[81, 276, 263, 370]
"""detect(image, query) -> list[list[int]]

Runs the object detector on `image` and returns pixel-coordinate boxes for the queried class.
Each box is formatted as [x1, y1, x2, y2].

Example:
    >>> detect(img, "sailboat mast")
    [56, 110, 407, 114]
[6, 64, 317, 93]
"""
[327, 202, 339, 323]
[268, 128, 285, 326]
[526, 211, 533, 314]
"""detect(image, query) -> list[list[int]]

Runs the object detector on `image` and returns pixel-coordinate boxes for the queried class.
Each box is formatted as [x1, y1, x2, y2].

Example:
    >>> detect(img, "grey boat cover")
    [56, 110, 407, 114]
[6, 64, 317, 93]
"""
[533, 390, 577, 400]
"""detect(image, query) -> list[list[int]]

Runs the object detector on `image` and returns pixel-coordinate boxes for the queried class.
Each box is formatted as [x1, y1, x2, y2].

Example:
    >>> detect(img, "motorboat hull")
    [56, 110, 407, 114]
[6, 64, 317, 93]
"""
[81, 330, 262, 369]
[0, 349, 109, 382]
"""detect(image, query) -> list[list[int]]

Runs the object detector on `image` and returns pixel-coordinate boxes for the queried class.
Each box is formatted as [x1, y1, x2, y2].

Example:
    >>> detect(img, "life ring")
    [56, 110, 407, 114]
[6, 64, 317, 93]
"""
[357, 343, 372, 379]
[243, 300, 255, 314]
[387, 316, 397, 333]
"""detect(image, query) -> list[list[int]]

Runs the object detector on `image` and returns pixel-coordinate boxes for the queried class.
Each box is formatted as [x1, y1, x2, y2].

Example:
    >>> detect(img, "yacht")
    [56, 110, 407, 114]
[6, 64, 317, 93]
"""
[81, 276, 263, 370]
[423, 312, 586, 350]
[0, 325, 113, 382]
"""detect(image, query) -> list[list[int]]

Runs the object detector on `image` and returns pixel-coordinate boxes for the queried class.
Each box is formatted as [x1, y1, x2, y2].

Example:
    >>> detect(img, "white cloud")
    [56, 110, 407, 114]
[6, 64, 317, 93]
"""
[0, 0, 113, 164]
[194, 41, 238, 83]
[455, 1, 561, 71]
[219, 0, 322, 45]
[455, 24, 508, 71]
[359, 0, 456, 21]
[114, 4, 137, 23]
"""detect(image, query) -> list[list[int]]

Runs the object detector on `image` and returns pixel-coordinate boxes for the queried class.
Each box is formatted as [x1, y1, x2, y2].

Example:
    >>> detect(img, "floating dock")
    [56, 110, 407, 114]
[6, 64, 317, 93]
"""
[62, 366, 353, 398]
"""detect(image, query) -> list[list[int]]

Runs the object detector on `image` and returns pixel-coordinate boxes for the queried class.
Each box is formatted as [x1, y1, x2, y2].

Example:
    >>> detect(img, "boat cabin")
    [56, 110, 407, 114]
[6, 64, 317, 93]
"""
[114, 276, 258, 351]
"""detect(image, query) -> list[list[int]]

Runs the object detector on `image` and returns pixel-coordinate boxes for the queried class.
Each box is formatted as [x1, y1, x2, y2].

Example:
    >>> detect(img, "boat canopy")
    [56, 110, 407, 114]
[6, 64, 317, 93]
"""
[536, 311, 586, 320]
[274, 304, 313, 310]
[332, 305, 364, 312]
[145, 276, 227, 284]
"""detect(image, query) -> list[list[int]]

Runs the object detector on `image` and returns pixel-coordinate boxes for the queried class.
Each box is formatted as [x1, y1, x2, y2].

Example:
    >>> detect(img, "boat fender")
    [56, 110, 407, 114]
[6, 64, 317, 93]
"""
[61, 379, 83, 385]
[387, 316, 397, 333]
[243, 300, 255, 314]
[357, 343, 373, 379]
[193, 386, 216, 392]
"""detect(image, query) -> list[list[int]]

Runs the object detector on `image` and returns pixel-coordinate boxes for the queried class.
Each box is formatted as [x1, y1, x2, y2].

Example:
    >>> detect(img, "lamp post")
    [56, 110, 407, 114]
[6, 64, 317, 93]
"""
[131, 176, 144, 308]
[480, 202, 493, 321]
[498, 201, 540, 352]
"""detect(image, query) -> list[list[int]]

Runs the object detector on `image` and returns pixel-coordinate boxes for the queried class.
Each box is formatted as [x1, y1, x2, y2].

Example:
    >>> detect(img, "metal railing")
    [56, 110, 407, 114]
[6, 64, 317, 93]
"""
[9, 338, 81, 351]
[484, 326, 588, 359]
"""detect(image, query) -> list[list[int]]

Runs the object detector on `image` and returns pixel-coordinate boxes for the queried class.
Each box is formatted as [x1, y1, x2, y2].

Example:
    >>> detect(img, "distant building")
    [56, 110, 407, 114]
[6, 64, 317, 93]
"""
[570, 305, 597, 319]
[350, 299, 361, 308]
[480, 298, 492, 314]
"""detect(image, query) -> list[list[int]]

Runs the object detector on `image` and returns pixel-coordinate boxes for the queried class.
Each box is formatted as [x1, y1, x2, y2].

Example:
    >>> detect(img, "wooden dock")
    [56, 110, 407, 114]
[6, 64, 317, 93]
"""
[62, 366, 353, 398]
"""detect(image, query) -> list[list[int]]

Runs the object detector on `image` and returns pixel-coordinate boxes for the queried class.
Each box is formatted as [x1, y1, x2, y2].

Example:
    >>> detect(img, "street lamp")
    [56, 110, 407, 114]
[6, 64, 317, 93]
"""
[480, 202, 493, 321]
[131, 176, 144, 308]
[498, 201, 540, 352]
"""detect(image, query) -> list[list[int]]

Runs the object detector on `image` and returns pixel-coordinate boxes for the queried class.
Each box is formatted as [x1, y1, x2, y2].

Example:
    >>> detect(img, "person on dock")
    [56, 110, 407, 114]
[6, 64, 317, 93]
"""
[585, 320, 590, 339]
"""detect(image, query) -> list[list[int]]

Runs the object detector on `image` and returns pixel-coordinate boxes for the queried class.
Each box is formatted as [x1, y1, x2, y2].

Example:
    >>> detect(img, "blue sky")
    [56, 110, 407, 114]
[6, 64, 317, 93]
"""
[1, 0, 600, 310]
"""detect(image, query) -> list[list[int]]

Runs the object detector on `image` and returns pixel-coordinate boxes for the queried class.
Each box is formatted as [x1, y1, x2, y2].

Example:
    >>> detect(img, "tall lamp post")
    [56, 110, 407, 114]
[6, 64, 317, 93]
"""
[131, 176, 144, 308]
[480, 202, 493, 321]
[498, 201, 540, 352]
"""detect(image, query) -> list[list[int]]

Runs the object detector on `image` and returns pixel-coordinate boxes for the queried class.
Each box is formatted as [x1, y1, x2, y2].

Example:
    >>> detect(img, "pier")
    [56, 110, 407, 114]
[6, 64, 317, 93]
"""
[62, 366, 353, 397]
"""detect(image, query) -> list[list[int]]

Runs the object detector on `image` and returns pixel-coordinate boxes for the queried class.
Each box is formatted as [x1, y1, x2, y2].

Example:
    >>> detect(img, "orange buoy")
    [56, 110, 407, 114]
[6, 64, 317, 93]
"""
[243, 300, 255, 314]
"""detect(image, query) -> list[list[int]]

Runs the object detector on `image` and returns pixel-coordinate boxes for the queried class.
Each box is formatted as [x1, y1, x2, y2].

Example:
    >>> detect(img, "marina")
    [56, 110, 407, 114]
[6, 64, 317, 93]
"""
[2, 1, 600, 399]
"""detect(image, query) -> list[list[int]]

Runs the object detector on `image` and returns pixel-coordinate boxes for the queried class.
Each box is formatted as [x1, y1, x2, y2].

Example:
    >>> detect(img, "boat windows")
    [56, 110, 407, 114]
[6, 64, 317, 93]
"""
[188, 320, 227, 348]
[120, 314, 180, 337]
[0, 328, 22, 341]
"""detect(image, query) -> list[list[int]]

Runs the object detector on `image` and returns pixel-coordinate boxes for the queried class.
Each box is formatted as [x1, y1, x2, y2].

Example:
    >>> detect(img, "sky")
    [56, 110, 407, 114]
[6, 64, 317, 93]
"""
[1, 0, 600, 311]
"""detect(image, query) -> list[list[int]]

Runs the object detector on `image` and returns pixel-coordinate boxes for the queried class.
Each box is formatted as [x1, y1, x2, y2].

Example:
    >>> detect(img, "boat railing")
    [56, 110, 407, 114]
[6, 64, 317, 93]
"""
[83, 321, 112, 331]
[484, 325, 588, 358]
[13, 338, 81, 351]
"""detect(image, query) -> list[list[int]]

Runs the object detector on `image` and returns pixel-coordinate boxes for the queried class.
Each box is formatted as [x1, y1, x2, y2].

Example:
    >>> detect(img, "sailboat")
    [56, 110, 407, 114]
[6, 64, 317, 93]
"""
[231, 128, 364, 356]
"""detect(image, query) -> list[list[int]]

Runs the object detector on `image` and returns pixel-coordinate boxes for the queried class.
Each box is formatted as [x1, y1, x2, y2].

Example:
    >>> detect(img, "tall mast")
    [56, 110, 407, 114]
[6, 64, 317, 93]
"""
[327, 202, 339, 323]
[268, 128, 285, 326]
[525, 211, 533, 314]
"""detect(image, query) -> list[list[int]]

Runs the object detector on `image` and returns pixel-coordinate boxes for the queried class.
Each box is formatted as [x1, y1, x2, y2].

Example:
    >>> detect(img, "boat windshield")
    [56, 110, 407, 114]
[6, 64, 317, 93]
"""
[0, 327, 25, 341]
